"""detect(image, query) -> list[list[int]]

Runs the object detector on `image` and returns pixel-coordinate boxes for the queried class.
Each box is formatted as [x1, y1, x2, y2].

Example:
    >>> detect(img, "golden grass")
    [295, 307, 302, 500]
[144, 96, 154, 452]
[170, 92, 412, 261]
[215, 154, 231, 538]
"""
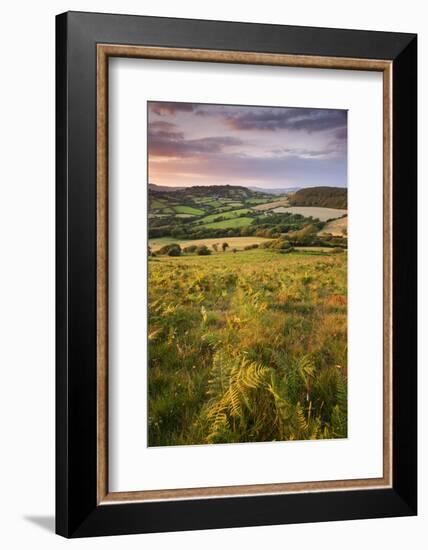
[149, 235, 272, 252]
[148, 248, 347, 446]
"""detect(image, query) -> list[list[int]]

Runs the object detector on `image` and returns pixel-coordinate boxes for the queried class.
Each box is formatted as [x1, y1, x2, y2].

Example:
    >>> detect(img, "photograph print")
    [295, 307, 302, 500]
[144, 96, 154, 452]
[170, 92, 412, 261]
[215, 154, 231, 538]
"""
[147, 101, 348, 447]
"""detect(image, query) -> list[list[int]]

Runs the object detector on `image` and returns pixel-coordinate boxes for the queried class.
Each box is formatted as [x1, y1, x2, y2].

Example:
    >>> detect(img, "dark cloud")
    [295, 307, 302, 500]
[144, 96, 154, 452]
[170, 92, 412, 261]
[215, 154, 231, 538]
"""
[149, 101, 347, 134]
[148, 102, 347, 188]
[225, 107, 347, 133]
[333, 126, 348, 140]
[149, 102, 196, 116]
[148, 122, 242, 157]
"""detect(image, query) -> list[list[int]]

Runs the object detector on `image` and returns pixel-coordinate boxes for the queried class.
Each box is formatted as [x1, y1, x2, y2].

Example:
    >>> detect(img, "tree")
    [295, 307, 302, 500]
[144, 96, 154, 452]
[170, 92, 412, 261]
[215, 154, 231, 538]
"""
[222, 242, 229, 252]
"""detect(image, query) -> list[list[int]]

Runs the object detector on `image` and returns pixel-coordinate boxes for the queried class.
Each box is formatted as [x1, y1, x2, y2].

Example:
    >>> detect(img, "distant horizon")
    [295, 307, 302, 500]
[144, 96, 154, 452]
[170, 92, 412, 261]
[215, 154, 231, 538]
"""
[148, 101, 347, 189]
[148, 182, 344, 190]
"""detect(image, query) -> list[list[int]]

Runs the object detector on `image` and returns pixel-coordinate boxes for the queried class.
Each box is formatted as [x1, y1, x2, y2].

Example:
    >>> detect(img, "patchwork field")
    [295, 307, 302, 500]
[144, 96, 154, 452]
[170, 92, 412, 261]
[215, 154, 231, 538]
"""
[318, 215, 348, 236]
[252, 198, 290, 211]
[199, 208, 252, 224]
[202, 217, 254, 230]
[148, 246, 347, 446]
[148, 185, 350, 247]
[272, 206, 347, 221]
[174, 205, 205, 215]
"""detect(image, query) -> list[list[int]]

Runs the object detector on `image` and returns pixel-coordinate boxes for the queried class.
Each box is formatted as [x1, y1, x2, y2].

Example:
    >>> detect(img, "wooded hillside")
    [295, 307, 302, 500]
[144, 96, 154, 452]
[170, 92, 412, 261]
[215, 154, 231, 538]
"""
[289, 187, 347, 209]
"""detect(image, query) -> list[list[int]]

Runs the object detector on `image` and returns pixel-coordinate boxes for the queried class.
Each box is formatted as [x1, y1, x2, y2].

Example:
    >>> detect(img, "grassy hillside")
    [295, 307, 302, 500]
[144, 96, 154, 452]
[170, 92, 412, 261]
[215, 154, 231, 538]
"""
[319, 216, 348, 237]
[199, 208, 252, 223]
[289, 187, 347, 209]
[148, 247, 347, 446]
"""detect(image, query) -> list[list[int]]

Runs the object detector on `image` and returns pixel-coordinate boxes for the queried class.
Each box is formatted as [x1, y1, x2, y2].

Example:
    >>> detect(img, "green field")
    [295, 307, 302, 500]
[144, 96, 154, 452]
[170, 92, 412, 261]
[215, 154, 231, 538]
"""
[202, 217, 254, 230]
[174, 205, 205, 215]
[198, 198, 223, 207]
[199, 208, 253, 224]
[150, 198, 167, 209]
[148, 246, 347, 446]
[246, 198, 275, 205]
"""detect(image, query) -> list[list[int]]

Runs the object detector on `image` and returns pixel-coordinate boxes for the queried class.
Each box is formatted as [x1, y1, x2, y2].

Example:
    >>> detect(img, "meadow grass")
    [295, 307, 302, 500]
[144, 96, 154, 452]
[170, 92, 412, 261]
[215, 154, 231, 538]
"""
[272, 206, 347, 221]
[148, 247, 347, 446]
[245, 198, 275, 205]
[150, 198, 167, 209]
[199, 208, 253, 224]
[202, 217, 254, 230]
[173, 205, 205, 215]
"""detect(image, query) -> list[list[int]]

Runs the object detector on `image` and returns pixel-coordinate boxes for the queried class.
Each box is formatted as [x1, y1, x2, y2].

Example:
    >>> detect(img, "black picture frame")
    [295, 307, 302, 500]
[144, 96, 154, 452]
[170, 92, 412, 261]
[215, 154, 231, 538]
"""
[56, 11, 417, 538]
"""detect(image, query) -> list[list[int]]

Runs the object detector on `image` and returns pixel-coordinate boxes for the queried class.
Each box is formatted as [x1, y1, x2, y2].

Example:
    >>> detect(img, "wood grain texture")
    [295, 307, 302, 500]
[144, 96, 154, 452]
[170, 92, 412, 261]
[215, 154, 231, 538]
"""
[383, 63, 393, 487]
[96, 43, 393, 503]
[99, 44, 391, 71]
[97, 46, 109, 504]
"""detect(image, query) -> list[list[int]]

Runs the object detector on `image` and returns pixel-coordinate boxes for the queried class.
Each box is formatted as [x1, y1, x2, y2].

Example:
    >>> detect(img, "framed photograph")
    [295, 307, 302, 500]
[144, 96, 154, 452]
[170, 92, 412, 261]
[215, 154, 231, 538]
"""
[56, 11, 417, 538]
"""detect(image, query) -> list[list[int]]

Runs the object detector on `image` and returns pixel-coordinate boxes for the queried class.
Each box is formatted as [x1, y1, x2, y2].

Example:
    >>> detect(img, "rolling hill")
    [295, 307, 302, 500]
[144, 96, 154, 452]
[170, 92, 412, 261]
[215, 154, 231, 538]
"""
[248, 186, 300, 195]
[148, 183, 348, 244]
[150, 184, 270, 201]
[288, 186, 347, 209]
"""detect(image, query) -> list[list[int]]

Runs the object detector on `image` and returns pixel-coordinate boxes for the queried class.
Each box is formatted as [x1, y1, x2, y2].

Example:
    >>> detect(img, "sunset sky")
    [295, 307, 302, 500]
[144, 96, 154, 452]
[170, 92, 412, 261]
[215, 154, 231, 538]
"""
[148, 101, 347, 189]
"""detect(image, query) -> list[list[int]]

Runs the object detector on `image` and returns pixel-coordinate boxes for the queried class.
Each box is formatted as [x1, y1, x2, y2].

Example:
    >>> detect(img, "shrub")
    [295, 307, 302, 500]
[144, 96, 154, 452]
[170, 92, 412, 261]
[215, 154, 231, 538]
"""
[330, 247, 344, 254]
[196, 245, 212, 256]
[273, 239, 292, 250]
[244, 244, 259, 250]
[167, 247, 181, 256]
[158, 243, 181, 255]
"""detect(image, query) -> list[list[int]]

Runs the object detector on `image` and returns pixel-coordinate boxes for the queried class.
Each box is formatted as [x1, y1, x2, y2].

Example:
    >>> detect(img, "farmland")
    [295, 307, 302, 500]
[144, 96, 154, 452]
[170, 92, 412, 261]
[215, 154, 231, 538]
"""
[271, 206, 347, 221]
[252, 198, 290, 211]
[199, 208, 252, 223]
[174, 205, 205, 215]
[319, 216, 348, 237]
[148, 246, 347, 446]
[148, 184, 348, 243]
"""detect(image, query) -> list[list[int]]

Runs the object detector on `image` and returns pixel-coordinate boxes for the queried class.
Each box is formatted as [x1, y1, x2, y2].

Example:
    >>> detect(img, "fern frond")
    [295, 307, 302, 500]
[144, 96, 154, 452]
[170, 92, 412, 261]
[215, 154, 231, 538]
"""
[241, 360, 269, 389]
[295, 402, 308, 433]
[336, 370, 347, 412]
[229, 385, 241, 417]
